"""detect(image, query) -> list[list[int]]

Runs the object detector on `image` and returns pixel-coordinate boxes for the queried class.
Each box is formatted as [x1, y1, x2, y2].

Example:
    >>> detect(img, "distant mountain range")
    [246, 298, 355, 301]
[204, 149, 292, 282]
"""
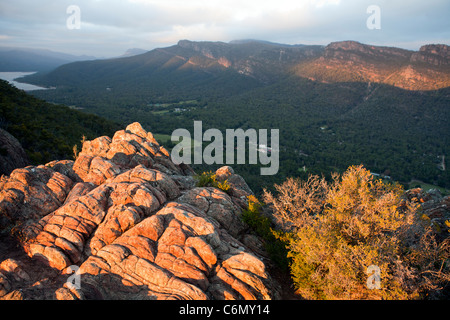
[0, 47, 98, 72]
[0, 47, 150, 72]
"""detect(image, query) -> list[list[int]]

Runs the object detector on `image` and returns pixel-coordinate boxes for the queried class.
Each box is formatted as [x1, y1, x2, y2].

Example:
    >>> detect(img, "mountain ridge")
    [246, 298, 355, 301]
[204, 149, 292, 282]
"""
[119, 48, 148, 58]
[25, 39, 450, 91]
[294, 40, 450, 90]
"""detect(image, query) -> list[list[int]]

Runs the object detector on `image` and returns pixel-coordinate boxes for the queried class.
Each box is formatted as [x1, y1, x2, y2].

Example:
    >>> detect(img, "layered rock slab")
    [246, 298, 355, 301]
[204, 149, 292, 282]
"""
[24, 165, 179, 270]
[60, 202, 274, 300]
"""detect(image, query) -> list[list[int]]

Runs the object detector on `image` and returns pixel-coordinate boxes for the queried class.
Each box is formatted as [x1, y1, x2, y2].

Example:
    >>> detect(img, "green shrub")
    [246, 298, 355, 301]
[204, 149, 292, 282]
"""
[216, 180, 231, 193]
[241, 195, 290, 271]
[264, 165, 450, 299]
[195, 171, 231, 193]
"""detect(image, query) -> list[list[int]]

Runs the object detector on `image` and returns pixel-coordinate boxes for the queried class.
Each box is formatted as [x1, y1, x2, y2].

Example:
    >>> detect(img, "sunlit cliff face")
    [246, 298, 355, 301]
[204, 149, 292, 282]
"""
[293, 42, 450, 91]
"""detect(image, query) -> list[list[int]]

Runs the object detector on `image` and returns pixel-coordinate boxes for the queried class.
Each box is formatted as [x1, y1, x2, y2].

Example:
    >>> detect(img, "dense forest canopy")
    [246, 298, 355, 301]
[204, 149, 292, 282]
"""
[28, 77, 450, 194]
[0, 80, 120, 165]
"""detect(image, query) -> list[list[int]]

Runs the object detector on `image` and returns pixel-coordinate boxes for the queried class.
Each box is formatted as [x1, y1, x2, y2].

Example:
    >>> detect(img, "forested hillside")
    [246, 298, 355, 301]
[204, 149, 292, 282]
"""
[0, 80, 120, 165]
[23, 40, 450, 193]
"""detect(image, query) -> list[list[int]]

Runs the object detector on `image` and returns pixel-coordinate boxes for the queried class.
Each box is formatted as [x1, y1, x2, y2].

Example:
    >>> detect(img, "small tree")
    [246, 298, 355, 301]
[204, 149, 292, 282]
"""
[72, 135, 86, 160]
[264, 165, 449, 299]
[72, 144, 79, 160]
[263, 174, 329, 231]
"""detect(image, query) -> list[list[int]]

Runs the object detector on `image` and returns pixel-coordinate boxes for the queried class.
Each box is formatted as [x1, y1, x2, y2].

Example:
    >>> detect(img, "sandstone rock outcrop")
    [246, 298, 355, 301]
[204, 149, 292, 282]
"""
[0, 122, 280, 300]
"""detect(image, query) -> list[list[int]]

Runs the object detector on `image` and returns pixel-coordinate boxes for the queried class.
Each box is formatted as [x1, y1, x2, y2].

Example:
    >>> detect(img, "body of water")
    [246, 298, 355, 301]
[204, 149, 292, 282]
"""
[0, 72, 50, 91]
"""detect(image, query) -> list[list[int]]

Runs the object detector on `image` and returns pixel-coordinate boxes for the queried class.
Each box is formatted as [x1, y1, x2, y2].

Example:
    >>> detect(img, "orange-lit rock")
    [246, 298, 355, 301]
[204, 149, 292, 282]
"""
[0, 123, 280, 300]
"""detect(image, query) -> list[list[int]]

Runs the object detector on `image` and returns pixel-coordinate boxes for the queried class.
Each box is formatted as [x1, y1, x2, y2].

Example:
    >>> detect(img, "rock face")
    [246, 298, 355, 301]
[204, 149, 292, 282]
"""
[295, 41, 450, 90]
[0, 129, 29, 177]
[411, 44, 450, 67]
[0, 123, 280, 300]
[405, 188, 450, 237]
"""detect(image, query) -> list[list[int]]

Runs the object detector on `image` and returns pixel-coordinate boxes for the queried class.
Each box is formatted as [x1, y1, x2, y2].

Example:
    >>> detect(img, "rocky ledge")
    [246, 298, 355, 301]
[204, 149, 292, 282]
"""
[0, 122, 280, 300]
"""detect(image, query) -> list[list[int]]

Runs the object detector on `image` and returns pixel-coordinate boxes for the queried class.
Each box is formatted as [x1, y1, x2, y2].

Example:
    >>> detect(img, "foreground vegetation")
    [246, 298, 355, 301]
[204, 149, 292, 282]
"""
[245, 165, 449, 299]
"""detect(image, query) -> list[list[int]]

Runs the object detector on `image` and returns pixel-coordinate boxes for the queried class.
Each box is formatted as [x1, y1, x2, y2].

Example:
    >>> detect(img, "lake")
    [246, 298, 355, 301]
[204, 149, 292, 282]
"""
[0, 72, 50, 91]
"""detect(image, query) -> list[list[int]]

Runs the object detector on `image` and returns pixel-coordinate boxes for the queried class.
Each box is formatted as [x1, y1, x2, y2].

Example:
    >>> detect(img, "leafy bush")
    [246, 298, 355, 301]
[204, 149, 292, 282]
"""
[195, 171, 217, 187]
[242, 196, 268, 236]
[242, 195, 289, 270]
[216, 180, 231, 193]
[195, 171, 231, 193]
[264, 165, 450, 299]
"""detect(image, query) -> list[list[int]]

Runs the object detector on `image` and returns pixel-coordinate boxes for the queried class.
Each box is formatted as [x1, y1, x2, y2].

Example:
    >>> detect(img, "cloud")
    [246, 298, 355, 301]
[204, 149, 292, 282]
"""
[0, 0, 448, 56]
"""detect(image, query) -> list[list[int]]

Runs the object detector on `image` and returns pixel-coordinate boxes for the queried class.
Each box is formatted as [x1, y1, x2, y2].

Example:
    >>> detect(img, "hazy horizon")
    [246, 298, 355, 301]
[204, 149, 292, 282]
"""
[0, 0, 449, 58]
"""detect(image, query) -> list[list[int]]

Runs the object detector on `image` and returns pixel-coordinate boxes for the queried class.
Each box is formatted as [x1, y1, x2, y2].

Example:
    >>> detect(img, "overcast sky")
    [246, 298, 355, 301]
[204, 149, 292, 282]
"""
[0, 0, 449, 57]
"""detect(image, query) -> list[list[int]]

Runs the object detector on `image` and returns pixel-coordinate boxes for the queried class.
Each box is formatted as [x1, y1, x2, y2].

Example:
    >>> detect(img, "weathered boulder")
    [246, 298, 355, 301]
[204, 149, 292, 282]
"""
[72, 122, 182, 186]
[0, 129, 29, 177]
[0, 165, 73, 232]
[214, 165, 254, 209]
[177, 187, 247, 237]
[406, 188, 450, 236]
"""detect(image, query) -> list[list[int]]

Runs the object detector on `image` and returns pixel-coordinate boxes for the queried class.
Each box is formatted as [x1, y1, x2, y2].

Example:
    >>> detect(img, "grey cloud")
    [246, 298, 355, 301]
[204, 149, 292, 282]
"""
[0, 0, 448, 57]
